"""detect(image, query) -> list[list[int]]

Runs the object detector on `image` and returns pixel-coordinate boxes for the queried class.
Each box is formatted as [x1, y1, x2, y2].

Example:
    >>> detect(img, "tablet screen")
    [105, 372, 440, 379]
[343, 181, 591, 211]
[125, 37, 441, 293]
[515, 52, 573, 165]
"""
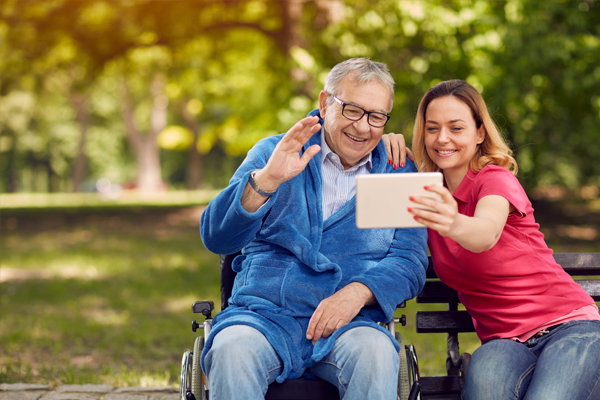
[356, 172, 443, 229]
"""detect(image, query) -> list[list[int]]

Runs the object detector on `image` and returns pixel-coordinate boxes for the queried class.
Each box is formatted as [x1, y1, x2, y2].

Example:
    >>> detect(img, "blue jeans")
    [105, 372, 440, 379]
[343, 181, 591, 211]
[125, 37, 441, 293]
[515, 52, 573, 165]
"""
[203, 325, 399, 400]
[463, 320, 600, 400]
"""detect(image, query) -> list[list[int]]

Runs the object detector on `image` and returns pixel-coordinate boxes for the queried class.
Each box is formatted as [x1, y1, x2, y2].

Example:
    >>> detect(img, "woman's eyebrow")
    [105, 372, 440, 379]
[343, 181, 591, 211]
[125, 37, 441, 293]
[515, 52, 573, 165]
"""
[426, 119, 467, 124]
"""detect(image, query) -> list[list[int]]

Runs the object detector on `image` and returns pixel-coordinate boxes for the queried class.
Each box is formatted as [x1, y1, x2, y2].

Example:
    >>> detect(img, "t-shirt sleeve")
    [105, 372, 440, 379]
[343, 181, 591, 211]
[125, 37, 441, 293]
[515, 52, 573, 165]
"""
[474, 167, 529, 218]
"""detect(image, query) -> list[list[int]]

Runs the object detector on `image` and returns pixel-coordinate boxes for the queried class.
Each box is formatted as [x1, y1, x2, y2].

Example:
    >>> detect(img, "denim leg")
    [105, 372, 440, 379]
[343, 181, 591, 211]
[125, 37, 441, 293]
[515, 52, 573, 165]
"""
[523, 320, 600, 400]
[463, 339, 536, 400]
[203, 325, 282, 400]
[306, 326, 399, 400]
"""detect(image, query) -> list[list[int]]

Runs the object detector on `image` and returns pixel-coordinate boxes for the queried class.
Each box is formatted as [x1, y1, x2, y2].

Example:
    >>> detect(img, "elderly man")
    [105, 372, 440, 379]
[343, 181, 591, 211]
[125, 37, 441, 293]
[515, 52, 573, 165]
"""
[200, 58, 428, 400]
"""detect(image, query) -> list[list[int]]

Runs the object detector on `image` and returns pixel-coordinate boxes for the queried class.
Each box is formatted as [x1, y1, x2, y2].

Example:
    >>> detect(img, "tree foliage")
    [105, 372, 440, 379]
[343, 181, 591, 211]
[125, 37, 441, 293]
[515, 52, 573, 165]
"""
[1, 0, 598, 193]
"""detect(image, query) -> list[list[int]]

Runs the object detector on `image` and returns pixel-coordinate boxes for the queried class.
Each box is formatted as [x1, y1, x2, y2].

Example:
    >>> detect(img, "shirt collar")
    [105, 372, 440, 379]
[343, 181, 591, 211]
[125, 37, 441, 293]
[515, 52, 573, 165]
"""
[320, 128, 372, 171]
[452, 169, 477, 203]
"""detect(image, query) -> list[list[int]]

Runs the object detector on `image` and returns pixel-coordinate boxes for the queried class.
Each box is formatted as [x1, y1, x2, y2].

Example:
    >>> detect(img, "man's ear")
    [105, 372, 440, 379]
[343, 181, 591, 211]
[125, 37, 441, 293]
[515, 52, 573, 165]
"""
[318, 91, 329, 118]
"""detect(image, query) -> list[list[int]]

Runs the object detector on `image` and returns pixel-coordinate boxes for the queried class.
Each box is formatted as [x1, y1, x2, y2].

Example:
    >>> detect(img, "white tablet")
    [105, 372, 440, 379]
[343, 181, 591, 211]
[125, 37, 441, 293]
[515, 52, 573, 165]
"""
[356, 172, 444, 229]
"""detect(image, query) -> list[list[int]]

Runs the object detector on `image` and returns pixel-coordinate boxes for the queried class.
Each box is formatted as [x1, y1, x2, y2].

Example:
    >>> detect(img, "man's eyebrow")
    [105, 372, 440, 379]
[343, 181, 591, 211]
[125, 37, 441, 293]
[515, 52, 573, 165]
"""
[347, 101, 387, 114]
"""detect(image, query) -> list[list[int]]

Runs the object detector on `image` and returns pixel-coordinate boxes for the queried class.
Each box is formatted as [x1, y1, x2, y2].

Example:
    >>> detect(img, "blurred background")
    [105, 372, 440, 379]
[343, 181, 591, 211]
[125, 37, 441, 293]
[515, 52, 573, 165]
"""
[1, 0, 599, 388]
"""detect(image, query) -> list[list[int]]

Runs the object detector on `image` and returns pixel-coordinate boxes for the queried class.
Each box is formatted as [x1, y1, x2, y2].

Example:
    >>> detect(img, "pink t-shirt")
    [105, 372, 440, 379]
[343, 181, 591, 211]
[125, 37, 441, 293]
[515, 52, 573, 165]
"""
[428, 165, 596, 344]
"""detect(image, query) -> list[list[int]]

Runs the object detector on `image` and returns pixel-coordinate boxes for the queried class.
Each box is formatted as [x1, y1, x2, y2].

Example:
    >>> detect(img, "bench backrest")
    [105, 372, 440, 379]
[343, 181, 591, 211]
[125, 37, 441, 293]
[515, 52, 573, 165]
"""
[416, 252, 600, 334]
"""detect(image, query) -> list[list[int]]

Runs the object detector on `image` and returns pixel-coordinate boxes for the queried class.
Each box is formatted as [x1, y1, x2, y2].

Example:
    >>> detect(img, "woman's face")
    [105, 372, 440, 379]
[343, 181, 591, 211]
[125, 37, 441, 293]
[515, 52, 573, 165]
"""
[424, 96, 484, 179]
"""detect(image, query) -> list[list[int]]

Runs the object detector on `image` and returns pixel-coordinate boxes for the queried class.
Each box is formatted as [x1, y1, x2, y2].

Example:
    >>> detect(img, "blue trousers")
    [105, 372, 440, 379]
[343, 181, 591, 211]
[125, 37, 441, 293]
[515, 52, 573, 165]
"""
[463, 320, 600, 400]
[203, 325, 399, 400]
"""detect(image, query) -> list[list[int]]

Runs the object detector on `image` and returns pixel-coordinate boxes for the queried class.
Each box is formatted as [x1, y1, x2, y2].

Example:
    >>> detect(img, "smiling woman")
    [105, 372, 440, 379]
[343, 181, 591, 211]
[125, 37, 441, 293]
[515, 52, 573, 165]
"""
[405, 79, 600, 400]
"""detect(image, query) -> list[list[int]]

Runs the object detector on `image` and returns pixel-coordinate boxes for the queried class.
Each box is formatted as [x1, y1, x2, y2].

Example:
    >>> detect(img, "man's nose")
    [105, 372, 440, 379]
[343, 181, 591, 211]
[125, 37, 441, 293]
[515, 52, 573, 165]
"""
[354, 114, 371, 133]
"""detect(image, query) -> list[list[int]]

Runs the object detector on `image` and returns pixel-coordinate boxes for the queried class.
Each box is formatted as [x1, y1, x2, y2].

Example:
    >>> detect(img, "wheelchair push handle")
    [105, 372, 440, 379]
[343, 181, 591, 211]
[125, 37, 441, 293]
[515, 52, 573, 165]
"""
[192, 300, 214, 317]
[191, 301, 214, 333]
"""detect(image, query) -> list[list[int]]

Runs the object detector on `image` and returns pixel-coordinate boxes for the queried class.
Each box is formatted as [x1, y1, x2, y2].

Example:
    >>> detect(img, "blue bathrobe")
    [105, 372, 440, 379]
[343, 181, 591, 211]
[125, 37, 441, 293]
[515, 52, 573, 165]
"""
[200, 110, 428, 383]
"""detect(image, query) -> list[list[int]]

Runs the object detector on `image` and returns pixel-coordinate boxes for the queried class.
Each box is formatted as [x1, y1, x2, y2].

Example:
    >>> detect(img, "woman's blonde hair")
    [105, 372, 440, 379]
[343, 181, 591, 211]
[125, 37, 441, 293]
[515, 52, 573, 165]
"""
[412, 80, 518, 175]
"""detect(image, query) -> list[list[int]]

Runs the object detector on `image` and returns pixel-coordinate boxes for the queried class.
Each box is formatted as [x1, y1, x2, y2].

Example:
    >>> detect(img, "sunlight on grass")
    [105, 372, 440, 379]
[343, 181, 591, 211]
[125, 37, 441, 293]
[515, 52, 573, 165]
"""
[0, 190, 221, 209]
[0, 360, 175, 388]
[1, 202, 597, 385]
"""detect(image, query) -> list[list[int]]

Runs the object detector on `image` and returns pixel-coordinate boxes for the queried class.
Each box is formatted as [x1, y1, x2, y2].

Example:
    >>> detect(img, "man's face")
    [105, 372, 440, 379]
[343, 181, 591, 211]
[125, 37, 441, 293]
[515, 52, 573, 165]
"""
[319, 75, 391, 170]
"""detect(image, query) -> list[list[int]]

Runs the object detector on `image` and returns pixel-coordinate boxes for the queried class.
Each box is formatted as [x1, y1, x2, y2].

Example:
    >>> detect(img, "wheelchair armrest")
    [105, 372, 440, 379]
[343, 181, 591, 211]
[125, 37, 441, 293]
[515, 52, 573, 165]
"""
[192, 301, 214, 317]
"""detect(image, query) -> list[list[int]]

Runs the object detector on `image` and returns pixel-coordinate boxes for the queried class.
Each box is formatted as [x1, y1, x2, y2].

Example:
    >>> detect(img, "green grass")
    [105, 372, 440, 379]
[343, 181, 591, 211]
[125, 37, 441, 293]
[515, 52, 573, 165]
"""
[0, 208, 221, 387]
[0, 190, 221, 213]
[0, 206, 467, 386]
[1, 199, 597, 387]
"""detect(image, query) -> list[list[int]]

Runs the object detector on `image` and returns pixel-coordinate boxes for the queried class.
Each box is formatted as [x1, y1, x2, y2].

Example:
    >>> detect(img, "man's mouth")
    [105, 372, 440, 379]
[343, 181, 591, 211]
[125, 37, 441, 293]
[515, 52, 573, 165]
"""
[345, 132, 367, 142]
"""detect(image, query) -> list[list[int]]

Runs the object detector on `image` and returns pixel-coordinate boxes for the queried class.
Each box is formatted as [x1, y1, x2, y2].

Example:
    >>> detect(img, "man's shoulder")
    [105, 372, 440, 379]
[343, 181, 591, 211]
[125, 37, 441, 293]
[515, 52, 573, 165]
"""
[249, 132, 287, 153]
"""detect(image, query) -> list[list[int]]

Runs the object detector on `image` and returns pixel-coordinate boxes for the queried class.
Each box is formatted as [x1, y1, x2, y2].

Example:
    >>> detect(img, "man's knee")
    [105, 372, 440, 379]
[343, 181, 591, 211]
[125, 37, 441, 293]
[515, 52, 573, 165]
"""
[205, 325, 278, 375]
[339, 327, 398, 371]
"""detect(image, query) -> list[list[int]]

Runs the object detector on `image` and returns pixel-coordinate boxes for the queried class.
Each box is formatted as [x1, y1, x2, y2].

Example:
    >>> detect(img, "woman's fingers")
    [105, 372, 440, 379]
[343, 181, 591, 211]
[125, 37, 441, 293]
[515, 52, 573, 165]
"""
[382, 133, 408, 168]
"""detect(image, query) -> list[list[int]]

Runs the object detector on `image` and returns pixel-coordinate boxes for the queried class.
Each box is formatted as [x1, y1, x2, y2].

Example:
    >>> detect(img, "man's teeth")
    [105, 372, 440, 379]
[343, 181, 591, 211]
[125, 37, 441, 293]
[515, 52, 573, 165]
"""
[438, 150, 456, 154]
[346, 133, 366, 142]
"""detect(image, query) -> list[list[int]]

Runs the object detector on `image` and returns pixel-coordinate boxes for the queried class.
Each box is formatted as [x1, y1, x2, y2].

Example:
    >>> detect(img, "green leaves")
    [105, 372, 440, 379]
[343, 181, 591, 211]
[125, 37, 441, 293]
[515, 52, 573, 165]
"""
[1, 0, 598, 193]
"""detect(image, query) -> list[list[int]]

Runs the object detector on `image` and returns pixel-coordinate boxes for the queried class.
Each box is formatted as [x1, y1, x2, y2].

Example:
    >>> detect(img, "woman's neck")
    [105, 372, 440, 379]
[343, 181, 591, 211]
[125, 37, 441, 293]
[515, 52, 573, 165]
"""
[442, 168, 468, 193]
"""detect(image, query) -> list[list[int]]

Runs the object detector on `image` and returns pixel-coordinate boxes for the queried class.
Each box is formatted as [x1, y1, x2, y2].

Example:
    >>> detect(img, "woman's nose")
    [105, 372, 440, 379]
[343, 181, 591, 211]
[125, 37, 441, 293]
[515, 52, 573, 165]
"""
[437, 127, 451, 143]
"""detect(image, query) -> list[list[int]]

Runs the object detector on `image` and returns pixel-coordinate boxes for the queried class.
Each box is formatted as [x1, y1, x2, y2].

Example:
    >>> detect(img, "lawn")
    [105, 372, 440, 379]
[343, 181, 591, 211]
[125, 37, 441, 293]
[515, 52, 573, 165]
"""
[1, 193, 598, 387]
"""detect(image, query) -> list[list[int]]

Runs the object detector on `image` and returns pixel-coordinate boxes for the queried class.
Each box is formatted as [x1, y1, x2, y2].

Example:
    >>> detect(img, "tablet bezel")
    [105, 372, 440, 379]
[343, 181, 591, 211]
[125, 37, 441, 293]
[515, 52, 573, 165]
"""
[356, 172, 444, 229]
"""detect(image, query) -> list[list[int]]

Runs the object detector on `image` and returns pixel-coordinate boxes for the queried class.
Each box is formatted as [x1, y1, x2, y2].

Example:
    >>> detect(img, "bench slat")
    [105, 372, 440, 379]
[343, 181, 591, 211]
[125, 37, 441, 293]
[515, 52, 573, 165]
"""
[416, 281, 459, 304]
[576, 280, 600, 301]
[418, 279, 600, 303]
[416, 311, 475, 333]
[553, 253, 600, 275]
[425, 253, 600, 279]
[419, 376, 461, 397]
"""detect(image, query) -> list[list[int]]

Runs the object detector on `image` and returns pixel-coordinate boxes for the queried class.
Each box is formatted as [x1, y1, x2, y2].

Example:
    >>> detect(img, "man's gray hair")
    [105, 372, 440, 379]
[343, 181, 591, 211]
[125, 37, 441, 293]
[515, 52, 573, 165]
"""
[324, 58, 395, 112]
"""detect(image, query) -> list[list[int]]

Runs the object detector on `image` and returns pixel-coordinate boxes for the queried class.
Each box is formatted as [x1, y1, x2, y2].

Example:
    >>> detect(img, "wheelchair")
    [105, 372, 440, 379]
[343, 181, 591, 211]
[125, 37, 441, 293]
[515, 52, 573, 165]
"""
[180, 253, 422, 400]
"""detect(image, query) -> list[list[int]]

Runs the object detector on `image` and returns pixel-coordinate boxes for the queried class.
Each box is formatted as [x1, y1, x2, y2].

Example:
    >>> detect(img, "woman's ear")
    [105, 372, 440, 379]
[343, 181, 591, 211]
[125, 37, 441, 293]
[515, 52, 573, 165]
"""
[318, 91, 329, 118]
[476, 126, 485, 145]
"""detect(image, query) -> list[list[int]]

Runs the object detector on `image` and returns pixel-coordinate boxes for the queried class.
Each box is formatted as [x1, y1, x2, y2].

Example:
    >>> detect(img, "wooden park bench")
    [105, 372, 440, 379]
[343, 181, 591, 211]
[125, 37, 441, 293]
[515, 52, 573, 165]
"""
[413, 252, 600, 400]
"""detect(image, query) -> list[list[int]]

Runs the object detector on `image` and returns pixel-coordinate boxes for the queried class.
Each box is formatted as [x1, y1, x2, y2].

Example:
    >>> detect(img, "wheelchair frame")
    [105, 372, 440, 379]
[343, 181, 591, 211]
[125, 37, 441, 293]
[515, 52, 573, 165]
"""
[180, 299, 422, 400]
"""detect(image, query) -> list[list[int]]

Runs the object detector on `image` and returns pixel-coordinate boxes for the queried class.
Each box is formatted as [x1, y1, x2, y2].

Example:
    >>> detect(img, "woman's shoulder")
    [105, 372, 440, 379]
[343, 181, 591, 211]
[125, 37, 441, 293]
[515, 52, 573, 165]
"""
[472, 165, 520, 186]
[471, 165, 525, 196]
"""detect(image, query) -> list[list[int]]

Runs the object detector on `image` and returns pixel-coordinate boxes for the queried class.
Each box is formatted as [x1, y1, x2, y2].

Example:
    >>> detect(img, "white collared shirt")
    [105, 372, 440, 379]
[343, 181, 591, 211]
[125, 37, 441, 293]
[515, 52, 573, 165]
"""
[320, 128, 372, 221]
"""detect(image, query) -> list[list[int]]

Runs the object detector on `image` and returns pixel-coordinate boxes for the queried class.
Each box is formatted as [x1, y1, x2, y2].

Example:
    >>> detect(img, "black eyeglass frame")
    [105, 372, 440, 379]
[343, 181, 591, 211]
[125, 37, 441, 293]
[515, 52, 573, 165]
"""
[328, 93, 391, 128]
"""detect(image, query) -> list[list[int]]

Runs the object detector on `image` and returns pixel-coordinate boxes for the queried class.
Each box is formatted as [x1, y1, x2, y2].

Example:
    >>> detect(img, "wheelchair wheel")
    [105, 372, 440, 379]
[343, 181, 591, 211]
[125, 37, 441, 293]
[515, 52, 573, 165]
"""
[395, 332, 410, 400]
[180, 349, 192, 400]
[191, 336, 206, 400]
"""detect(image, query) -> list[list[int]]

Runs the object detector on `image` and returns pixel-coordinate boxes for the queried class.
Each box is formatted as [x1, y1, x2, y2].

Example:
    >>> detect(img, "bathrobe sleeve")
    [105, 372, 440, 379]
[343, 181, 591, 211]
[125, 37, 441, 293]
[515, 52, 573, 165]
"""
[347, 158, 428, 322]
[200, 134, 284, 255]
[352, 226, 428, 322]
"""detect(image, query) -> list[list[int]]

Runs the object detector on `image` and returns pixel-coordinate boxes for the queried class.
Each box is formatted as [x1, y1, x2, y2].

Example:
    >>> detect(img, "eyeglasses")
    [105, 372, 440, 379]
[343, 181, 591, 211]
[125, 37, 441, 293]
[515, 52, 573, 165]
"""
[329, 93, 390, 128]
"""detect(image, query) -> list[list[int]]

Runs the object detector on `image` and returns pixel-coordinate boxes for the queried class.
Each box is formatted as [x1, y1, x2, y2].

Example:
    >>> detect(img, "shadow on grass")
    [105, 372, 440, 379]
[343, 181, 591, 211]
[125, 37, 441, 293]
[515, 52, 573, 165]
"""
[2, 199, 598, 385]
[1, 207, 221, 386]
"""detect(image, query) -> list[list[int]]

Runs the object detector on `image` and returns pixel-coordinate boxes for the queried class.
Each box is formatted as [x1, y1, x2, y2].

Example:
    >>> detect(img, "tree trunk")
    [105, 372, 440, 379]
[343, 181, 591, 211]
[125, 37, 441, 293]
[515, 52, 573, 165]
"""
[182, 100, 203, 190]
[122, 73, 167, 194]
[70, 92, 89, 192]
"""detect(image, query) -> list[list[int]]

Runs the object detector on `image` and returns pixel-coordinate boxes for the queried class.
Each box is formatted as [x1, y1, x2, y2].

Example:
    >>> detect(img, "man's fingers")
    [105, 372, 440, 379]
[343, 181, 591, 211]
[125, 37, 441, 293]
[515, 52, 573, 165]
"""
[301, 144, 321, 165]
[284, 117, 320, 142]
[306, 307, 323, 340]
